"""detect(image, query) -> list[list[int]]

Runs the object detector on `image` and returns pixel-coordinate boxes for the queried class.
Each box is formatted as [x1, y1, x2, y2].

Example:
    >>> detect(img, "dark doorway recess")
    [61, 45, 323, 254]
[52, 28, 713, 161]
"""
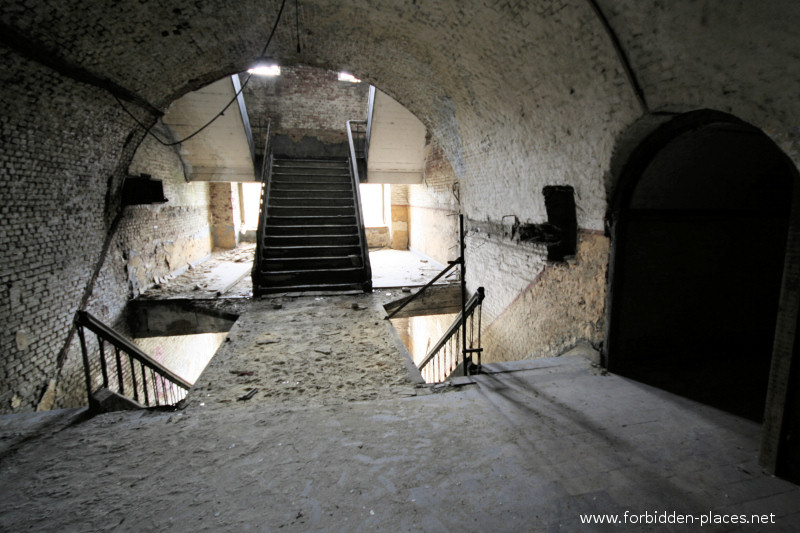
[606, 111, 794, 422]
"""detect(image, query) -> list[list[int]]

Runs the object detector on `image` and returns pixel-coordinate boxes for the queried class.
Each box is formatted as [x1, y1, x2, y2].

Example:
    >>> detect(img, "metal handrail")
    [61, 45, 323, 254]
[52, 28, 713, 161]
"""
[347, 119, 367, 160]
[259, 118, 272, 182]
[417, 287, 484, 376]
[384, 259, 460, 320]
[76, 311, 191, 409]
[365, 86, 376, 163]
[346, 119, 373, 291]
[253, 119, 273, 296]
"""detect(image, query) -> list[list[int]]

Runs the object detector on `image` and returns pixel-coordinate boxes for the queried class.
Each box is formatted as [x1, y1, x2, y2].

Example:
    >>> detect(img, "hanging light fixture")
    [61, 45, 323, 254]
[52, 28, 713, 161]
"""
[248, 57, 280, 76]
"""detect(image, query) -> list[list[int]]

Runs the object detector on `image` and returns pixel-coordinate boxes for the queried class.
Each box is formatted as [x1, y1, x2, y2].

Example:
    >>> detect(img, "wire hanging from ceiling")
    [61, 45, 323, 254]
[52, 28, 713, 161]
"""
[295, 0, 301, 53]
[114, 0, 288, 147]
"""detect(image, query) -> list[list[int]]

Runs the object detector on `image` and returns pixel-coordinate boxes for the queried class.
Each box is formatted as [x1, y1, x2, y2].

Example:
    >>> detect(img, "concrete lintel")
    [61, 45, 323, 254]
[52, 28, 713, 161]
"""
[188, 168, 257, 182]
[366, 170, 423, 184]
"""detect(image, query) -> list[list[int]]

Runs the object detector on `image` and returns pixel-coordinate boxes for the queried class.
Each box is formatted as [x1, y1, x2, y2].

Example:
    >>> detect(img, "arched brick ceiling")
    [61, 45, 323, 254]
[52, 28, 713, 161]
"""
[594, 0, 800, 144]
[3, 0, 799, 228]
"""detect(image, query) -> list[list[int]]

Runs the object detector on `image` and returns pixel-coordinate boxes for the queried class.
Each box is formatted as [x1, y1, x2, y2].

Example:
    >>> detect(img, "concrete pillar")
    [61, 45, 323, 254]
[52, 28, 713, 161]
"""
[390, 185, 409, 250]
[210, 182, 240, 250]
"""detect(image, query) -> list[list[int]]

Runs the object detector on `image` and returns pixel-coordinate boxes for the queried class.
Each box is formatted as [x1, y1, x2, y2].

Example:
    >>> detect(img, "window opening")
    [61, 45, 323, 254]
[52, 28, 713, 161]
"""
[241, 182, 262, 229]
[360, 183, 385, 226]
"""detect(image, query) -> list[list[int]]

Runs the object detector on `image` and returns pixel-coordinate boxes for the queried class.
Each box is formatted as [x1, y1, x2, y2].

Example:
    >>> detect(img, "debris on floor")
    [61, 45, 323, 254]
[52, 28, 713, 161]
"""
[140, 244, 255, 299]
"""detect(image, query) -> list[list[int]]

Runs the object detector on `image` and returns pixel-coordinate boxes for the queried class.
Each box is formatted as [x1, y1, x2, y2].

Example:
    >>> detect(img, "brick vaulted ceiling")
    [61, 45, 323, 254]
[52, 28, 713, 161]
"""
[2, 0, 799, 229]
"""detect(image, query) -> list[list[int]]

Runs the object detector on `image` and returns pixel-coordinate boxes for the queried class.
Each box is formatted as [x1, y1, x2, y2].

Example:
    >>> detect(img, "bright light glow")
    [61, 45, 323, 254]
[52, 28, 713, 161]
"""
[360, 184, 385, 227]
[338, 72, 361, 83]
[248, 65, 281, 76]
[241, 182, 263, 229]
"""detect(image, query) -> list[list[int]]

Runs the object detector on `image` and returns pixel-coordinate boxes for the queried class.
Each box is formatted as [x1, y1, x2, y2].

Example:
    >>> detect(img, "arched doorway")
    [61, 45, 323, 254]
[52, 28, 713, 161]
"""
[606, 111, 795, 421]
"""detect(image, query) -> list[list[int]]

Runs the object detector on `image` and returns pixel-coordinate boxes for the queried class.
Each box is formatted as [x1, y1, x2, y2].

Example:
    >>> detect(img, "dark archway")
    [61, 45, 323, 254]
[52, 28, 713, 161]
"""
[606, 110, 795, 421]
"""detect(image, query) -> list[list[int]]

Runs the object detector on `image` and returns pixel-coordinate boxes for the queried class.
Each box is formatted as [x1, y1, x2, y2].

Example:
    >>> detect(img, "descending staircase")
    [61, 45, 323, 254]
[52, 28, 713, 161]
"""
[253, 158, 372, 295]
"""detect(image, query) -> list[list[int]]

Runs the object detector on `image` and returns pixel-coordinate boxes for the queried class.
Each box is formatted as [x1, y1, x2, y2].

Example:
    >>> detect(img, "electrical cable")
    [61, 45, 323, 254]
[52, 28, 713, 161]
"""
[295, 0, 301, 53]
[115, 0, 288, 147]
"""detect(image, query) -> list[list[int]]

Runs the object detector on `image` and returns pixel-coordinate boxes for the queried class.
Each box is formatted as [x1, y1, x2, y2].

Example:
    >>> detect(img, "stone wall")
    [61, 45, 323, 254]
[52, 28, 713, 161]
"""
[408, 140, 460, 264]
[52, 126, 213, 409]
[389, 185, 409, 250]
[478, 232, 609, 363]
[0, 48, 142, 413]
[241, 66, 369, 159]
[210, 182, 241, 250]
[365, 227, 390, 248]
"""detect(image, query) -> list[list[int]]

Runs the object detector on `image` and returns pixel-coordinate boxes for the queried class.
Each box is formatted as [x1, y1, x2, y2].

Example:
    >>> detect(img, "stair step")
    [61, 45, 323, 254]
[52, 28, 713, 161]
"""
[267, 215, 357, 226]
[255, 157, 368, 297]
[273, 158, 348, 167]
[255, 282, 368, 294]
[264, 234, 361, 246]
[273, 176, 351, 185]
[263, 244, 362, 258]
[264, 224, 359, 236]
[268, 206, 355, 217]
[269, 197, 354, 207]
[271, 181, 352, 191]
[270, 189, 353, 199]
[273, 169, 351, 179]
[260, 267, 367, 285]
[263, 256, 363, 270]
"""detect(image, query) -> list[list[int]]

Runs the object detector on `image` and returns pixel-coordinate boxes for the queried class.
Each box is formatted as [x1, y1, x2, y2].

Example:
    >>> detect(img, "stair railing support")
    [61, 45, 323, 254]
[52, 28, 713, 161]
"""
[76, 310, 191, 409]
[346, 119, 373, 292]
[253, 118, 273, 297]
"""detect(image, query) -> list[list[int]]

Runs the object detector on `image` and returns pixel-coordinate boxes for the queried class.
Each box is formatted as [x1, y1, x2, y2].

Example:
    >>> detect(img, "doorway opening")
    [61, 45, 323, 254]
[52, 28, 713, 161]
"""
[606, 112, 794, 421]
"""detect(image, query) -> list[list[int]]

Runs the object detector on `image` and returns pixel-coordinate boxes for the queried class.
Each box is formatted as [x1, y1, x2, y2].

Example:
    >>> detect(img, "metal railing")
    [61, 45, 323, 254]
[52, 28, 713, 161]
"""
[384, 214, 487, 382]
[346, 119, 373, 291]
[417, 287, 485, 383]
[365, 86, 375, 163]
[76, 311, 191, 409]
[347, 119, 368, 161]
[384, 259, 460, 320]
[253, 119, 273, 296]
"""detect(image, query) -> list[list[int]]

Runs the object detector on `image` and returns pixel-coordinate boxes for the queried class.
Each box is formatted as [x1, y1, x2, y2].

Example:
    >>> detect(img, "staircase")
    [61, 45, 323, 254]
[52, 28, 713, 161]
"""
[253, 158, 372, 295]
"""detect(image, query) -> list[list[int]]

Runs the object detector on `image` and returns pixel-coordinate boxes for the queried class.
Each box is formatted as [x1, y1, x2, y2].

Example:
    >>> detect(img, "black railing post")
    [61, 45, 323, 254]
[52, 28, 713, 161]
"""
[115, 346, 124, 395]
[129, 353, 139, 402]
[142, 363, 149, 405]
[476, 287, 484, 369]
[76, 321, 94, 408]
[459, 214, 470, 375]
[98, 337, 109, 388]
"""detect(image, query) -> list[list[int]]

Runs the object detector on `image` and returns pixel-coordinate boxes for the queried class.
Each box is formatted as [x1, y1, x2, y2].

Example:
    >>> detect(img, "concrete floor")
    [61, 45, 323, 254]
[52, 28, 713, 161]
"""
[370, 249, 454, 288]
[138, 247, 451, 300]
[1, 349, 799, 531]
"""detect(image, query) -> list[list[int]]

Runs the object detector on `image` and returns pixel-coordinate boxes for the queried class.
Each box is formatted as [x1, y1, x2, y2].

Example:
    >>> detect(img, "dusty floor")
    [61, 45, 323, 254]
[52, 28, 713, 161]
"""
[4, 248, 797, 531]
[140, 244, 255, 299]
[189, 293, 424, 411]
[139, 246, 453, 301]
[2, 356, 799, 532]
[369, 249, 454, 288]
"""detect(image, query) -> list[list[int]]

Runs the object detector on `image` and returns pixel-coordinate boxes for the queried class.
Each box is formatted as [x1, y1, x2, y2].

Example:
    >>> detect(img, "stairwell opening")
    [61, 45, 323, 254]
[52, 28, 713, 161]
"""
[121, 300, 239, 394]
[130, 332, 228, 386]
[383, 282, 471, 383]
[389, 312, 459, 383]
